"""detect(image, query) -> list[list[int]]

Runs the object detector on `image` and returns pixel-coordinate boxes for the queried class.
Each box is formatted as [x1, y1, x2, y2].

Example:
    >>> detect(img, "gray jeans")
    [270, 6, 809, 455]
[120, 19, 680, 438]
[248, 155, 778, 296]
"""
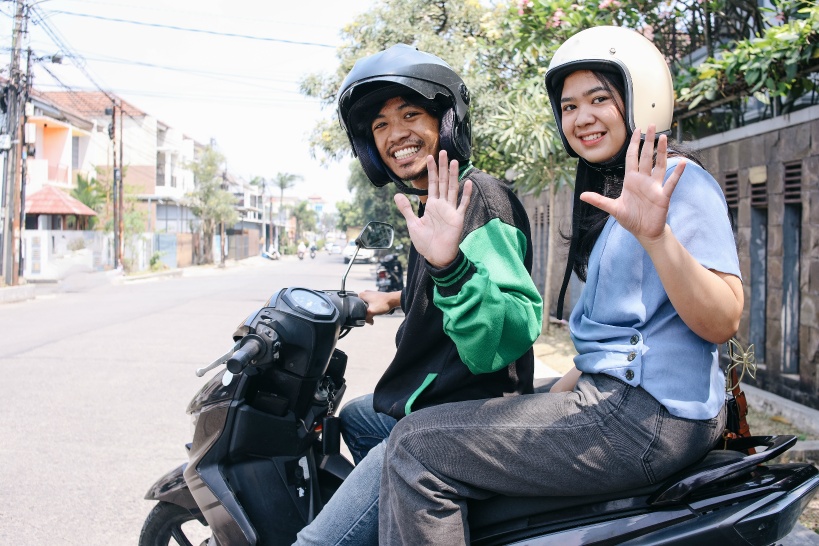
[379, 373, 726, 545]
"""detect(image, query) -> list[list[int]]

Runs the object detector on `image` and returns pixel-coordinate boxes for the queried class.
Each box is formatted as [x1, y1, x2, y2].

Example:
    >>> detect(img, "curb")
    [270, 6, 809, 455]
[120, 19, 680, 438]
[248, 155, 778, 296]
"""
[122, 269, 183, 283]
[744, 383, 819, 438]
[0, 283, 35, 304]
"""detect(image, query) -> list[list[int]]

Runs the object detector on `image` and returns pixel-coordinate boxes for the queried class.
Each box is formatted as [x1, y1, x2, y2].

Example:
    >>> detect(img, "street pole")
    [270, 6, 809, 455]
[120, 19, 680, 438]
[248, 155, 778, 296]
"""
[1, 0, 25, 286]
[109, 101, 120, 269]
[118, 102, 124, 266]
[18, 46, 33, 279]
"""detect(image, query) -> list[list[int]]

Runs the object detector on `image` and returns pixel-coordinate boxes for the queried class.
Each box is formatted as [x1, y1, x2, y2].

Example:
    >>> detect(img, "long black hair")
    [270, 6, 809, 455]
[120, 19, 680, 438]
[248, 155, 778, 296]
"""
[555, 70, 702, 319]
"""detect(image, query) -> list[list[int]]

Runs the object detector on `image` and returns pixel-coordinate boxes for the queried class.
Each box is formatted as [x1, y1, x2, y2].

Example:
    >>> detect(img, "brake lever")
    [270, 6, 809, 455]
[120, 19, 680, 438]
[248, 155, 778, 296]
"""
[196, 342, 240, 377]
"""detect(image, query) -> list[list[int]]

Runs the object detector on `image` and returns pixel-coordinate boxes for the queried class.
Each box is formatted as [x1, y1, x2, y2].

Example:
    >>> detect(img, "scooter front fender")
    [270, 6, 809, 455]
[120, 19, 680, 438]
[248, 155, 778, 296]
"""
[145, 463, 200, 512]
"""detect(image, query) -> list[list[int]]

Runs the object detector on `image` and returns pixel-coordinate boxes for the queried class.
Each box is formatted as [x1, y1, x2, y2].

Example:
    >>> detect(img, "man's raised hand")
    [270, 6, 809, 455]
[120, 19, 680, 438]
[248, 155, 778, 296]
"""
[393, 150, 473, 268]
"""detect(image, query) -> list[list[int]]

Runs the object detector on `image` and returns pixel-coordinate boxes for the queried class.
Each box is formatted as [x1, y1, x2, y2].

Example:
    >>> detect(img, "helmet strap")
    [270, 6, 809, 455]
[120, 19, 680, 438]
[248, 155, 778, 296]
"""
[393, 178, 429, 196]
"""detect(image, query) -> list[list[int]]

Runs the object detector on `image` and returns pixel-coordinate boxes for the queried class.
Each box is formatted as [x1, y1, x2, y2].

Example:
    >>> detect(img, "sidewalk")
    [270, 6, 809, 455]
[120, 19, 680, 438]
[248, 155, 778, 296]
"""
[0, 255, 274, 304]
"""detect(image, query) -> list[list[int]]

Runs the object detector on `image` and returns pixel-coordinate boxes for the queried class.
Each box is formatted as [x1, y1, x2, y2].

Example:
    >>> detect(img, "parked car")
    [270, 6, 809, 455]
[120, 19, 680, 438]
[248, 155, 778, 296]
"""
[342, 240, 374, 264]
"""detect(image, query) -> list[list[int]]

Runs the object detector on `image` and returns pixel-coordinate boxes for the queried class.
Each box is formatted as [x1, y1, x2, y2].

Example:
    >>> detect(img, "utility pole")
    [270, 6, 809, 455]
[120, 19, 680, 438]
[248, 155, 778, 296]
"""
[18, 46, 32, 279]
[118, 102, 124, 266]
[108, 101, 120, 269]
[1, 0, 26, 286]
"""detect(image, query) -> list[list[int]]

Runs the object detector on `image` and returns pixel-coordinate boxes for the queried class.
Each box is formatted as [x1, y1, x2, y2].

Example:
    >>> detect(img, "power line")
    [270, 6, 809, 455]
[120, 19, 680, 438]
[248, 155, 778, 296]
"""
[49, 9, 338, 48]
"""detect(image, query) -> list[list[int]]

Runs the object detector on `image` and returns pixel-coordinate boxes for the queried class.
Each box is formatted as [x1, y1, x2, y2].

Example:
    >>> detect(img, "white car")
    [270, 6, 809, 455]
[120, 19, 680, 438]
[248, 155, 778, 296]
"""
[342, 241, 374, 264]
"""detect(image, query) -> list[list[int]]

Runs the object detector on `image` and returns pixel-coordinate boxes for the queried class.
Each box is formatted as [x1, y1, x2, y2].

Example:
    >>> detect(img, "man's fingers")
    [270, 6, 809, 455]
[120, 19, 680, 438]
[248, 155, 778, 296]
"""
[394, 193, 416, 221]
[437, 150, 449, 199]
[458, 179, 473, 213]
[447, 159, 460, 204]
[426, 155, 439, 199]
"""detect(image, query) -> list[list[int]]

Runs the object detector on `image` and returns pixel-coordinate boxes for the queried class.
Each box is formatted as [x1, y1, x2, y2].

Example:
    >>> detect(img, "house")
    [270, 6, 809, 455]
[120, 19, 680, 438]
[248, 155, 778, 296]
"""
[41, 91, 198, 235]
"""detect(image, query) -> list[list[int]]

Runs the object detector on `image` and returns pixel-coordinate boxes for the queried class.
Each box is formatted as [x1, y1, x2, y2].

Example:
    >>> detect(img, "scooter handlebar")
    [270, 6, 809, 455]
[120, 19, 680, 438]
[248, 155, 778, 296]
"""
[226, 336, 264, 374]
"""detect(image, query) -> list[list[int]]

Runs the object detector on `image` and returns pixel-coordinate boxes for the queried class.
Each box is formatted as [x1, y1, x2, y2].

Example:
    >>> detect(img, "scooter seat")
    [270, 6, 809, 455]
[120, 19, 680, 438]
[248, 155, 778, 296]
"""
[467, 449, 745, 532]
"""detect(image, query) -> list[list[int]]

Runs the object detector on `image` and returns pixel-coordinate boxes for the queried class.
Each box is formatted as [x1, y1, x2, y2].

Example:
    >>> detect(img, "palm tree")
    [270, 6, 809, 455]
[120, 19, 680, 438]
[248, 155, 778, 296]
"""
[272, 172, 302, 251]
[71, 173, 105, 230]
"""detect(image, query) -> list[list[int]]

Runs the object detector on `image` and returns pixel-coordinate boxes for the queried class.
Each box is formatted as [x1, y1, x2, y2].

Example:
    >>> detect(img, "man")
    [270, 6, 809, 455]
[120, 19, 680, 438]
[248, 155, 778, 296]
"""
[293, 44, 542, 545]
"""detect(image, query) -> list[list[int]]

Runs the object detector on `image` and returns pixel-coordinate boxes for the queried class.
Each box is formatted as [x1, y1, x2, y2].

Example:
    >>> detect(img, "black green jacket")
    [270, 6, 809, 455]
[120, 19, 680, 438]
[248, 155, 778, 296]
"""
[373, 168, 543, 419]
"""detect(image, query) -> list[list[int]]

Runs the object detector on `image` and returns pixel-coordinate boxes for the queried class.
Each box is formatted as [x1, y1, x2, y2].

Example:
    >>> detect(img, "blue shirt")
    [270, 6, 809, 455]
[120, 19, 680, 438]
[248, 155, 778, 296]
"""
[569, 158, 741, 420]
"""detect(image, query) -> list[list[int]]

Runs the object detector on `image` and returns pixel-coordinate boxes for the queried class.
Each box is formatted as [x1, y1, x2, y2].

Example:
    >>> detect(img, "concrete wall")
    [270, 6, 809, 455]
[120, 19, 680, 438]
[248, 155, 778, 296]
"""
[689, 104, 819, 409]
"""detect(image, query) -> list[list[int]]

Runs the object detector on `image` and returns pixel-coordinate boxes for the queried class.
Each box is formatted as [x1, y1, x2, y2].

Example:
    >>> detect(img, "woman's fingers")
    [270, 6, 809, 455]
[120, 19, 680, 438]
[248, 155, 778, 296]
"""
[639, 125, 656, 175]
[625, 128, 641, 173]
[579, 191, 616, 216]
[662, 158, 687, 198]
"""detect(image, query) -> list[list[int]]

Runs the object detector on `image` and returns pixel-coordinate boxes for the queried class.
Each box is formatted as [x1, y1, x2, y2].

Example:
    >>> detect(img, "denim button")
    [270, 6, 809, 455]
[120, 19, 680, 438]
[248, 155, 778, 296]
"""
[625, 369, 634, 380]
[630, 335, 639, 345]
[627, 352, 636, 362]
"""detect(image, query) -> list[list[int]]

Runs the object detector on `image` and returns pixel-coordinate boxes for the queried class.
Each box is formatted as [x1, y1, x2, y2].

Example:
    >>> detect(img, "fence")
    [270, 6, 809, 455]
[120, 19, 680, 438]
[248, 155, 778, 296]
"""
[21, 230, 259, 281]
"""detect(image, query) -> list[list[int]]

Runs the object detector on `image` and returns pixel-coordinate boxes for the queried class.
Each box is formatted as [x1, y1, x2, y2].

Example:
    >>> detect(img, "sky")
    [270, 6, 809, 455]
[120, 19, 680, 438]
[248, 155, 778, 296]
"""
[1, 0, 376, 209]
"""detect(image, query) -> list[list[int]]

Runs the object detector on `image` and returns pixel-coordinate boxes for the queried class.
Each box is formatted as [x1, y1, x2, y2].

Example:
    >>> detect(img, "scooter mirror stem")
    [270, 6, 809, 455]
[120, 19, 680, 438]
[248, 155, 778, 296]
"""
[339, 246, 360, 295]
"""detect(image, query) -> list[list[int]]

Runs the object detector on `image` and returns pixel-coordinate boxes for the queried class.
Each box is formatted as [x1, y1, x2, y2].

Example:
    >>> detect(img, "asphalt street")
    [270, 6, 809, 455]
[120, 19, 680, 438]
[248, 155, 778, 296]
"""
[0, 252, 400, 545]
[2, 252, 817, 545]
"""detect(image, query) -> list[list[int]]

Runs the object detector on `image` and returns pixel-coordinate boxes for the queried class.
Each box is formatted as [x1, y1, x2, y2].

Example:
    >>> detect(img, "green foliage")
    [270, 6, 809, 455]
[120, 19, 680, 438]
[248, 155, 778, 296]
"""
[676, 3, 819, 112]
[149, 251, 166, 271]
[186, 144, 239, 264]
[71, 173, 105, 229]
[292, 200, 318, 241]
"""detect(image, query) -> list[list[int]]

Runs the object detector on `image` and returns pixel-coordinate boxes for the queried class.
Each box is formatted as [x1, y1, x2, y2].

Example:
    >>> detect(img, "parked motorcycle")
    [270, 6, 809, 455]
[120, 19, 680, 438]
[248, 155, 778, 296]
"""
[140, 223, 818, 546]
[376, 245, 404, 293]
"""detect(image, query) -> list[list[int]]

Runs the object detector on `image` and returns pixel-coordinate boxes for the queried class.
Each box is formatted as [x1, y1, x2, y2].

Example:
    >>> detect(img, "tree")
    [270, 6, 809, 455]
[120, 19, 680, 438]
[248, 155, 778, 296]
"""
[186, 144, 239, 265]
[71, 173, 105, 230]
[292, 200, 318, 242]
[485, 76, 576, 331]
[300, 0, 490, 165]
[272, 172, 302, 250]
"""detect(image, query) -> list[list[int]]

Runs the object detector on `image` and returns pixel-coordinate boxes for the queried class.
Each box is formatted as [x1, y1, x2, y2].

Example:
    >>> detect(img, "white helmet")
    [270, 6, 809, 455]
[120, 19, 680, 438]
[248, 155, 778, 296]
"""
[544, 26, 674, 158]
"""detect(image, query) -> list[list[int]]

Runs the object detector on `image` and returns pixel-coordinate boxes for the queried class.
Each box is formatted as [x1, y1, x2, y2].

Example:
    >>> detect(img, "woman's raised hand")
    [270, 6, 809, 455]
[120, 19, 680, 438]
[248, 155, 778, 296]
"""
[394, 150, 473, 268]
[579, 125, 686, 244]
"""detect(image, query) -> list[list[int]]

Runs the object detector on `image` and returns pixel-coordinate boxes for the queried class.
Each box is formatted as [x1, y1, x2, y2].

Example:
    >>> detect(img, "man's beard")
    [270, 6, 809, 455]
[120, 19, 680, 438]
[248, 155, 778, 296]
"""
[403, 165, 428, 183]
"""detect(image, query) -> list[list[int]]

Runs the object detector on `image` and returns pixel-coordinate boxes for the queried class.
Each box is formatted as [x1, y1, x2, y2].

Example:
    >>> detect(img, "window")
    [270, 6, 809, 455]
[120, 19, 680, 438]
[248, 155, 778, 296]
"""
[749, 171, 767, 363]
[72, 136, 80, 169]
[781, 162, 802, 374]
[156, 151, 166, 186]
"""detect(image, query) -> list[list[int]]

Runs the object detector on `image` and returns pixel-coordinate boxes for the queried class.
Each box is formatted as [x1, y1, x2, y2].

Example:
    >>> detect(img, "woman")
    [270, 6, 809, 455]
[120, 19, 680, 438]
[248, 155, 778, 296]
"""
[377, 26, 743, 545]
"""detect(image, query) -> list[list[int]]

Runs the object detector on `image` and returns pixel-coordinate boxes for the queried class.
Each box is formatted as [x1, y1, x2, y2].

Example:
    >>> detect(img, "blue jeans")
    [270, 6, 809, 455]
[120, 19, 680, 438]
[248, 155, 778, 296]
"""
[293, 394, 397, 546]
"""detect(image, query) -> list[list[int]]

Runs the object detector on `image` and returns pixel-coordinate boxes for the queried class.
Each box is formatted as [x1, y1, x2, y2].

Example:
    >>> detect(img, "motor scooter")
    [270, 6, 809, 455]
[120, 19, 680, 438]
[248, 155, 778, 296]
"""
[376, 245, 403, 292]
[140, 223, 818, 546]
[309, 246, 316, 259]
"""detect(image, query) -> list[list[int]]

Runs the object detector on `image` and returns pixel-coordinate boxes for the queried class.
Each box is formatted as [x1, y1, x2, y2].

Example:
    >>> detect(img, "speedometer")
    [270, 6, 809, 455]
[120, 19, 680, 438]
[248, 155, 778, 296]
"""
[286, 288, 336, 319]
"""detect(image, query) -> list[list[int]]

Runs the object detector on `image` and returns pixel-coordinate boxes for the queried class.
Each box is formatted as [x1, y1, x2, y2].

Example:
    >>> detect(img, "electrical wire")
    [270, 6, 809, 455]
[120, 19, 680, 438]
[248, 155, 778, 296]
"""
[49, 10, 338, 48]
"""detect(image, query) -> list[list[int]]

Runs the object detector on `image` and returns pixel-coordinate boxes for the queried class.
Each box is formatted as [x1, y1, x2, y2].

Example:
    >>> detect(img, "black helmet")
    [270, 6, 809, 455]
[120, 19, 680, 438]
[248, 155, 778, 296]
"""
[337, 44, 472, 190]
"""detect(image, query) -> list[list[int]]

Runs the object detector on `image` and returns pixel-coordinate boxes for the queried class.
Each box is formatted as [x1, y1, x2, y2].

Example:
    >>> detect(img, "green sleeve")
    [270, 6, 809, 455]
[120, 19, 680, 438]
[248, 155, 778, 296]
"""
[428, 218, 543, 374]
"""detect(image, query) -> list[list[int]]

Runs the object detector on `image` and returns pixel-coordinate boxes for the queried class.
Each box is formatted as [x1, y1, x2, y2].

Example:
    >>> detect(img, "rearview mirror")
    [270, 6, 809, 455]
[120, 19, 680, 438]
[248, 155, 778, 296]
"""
[356, 221, 394, 249]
